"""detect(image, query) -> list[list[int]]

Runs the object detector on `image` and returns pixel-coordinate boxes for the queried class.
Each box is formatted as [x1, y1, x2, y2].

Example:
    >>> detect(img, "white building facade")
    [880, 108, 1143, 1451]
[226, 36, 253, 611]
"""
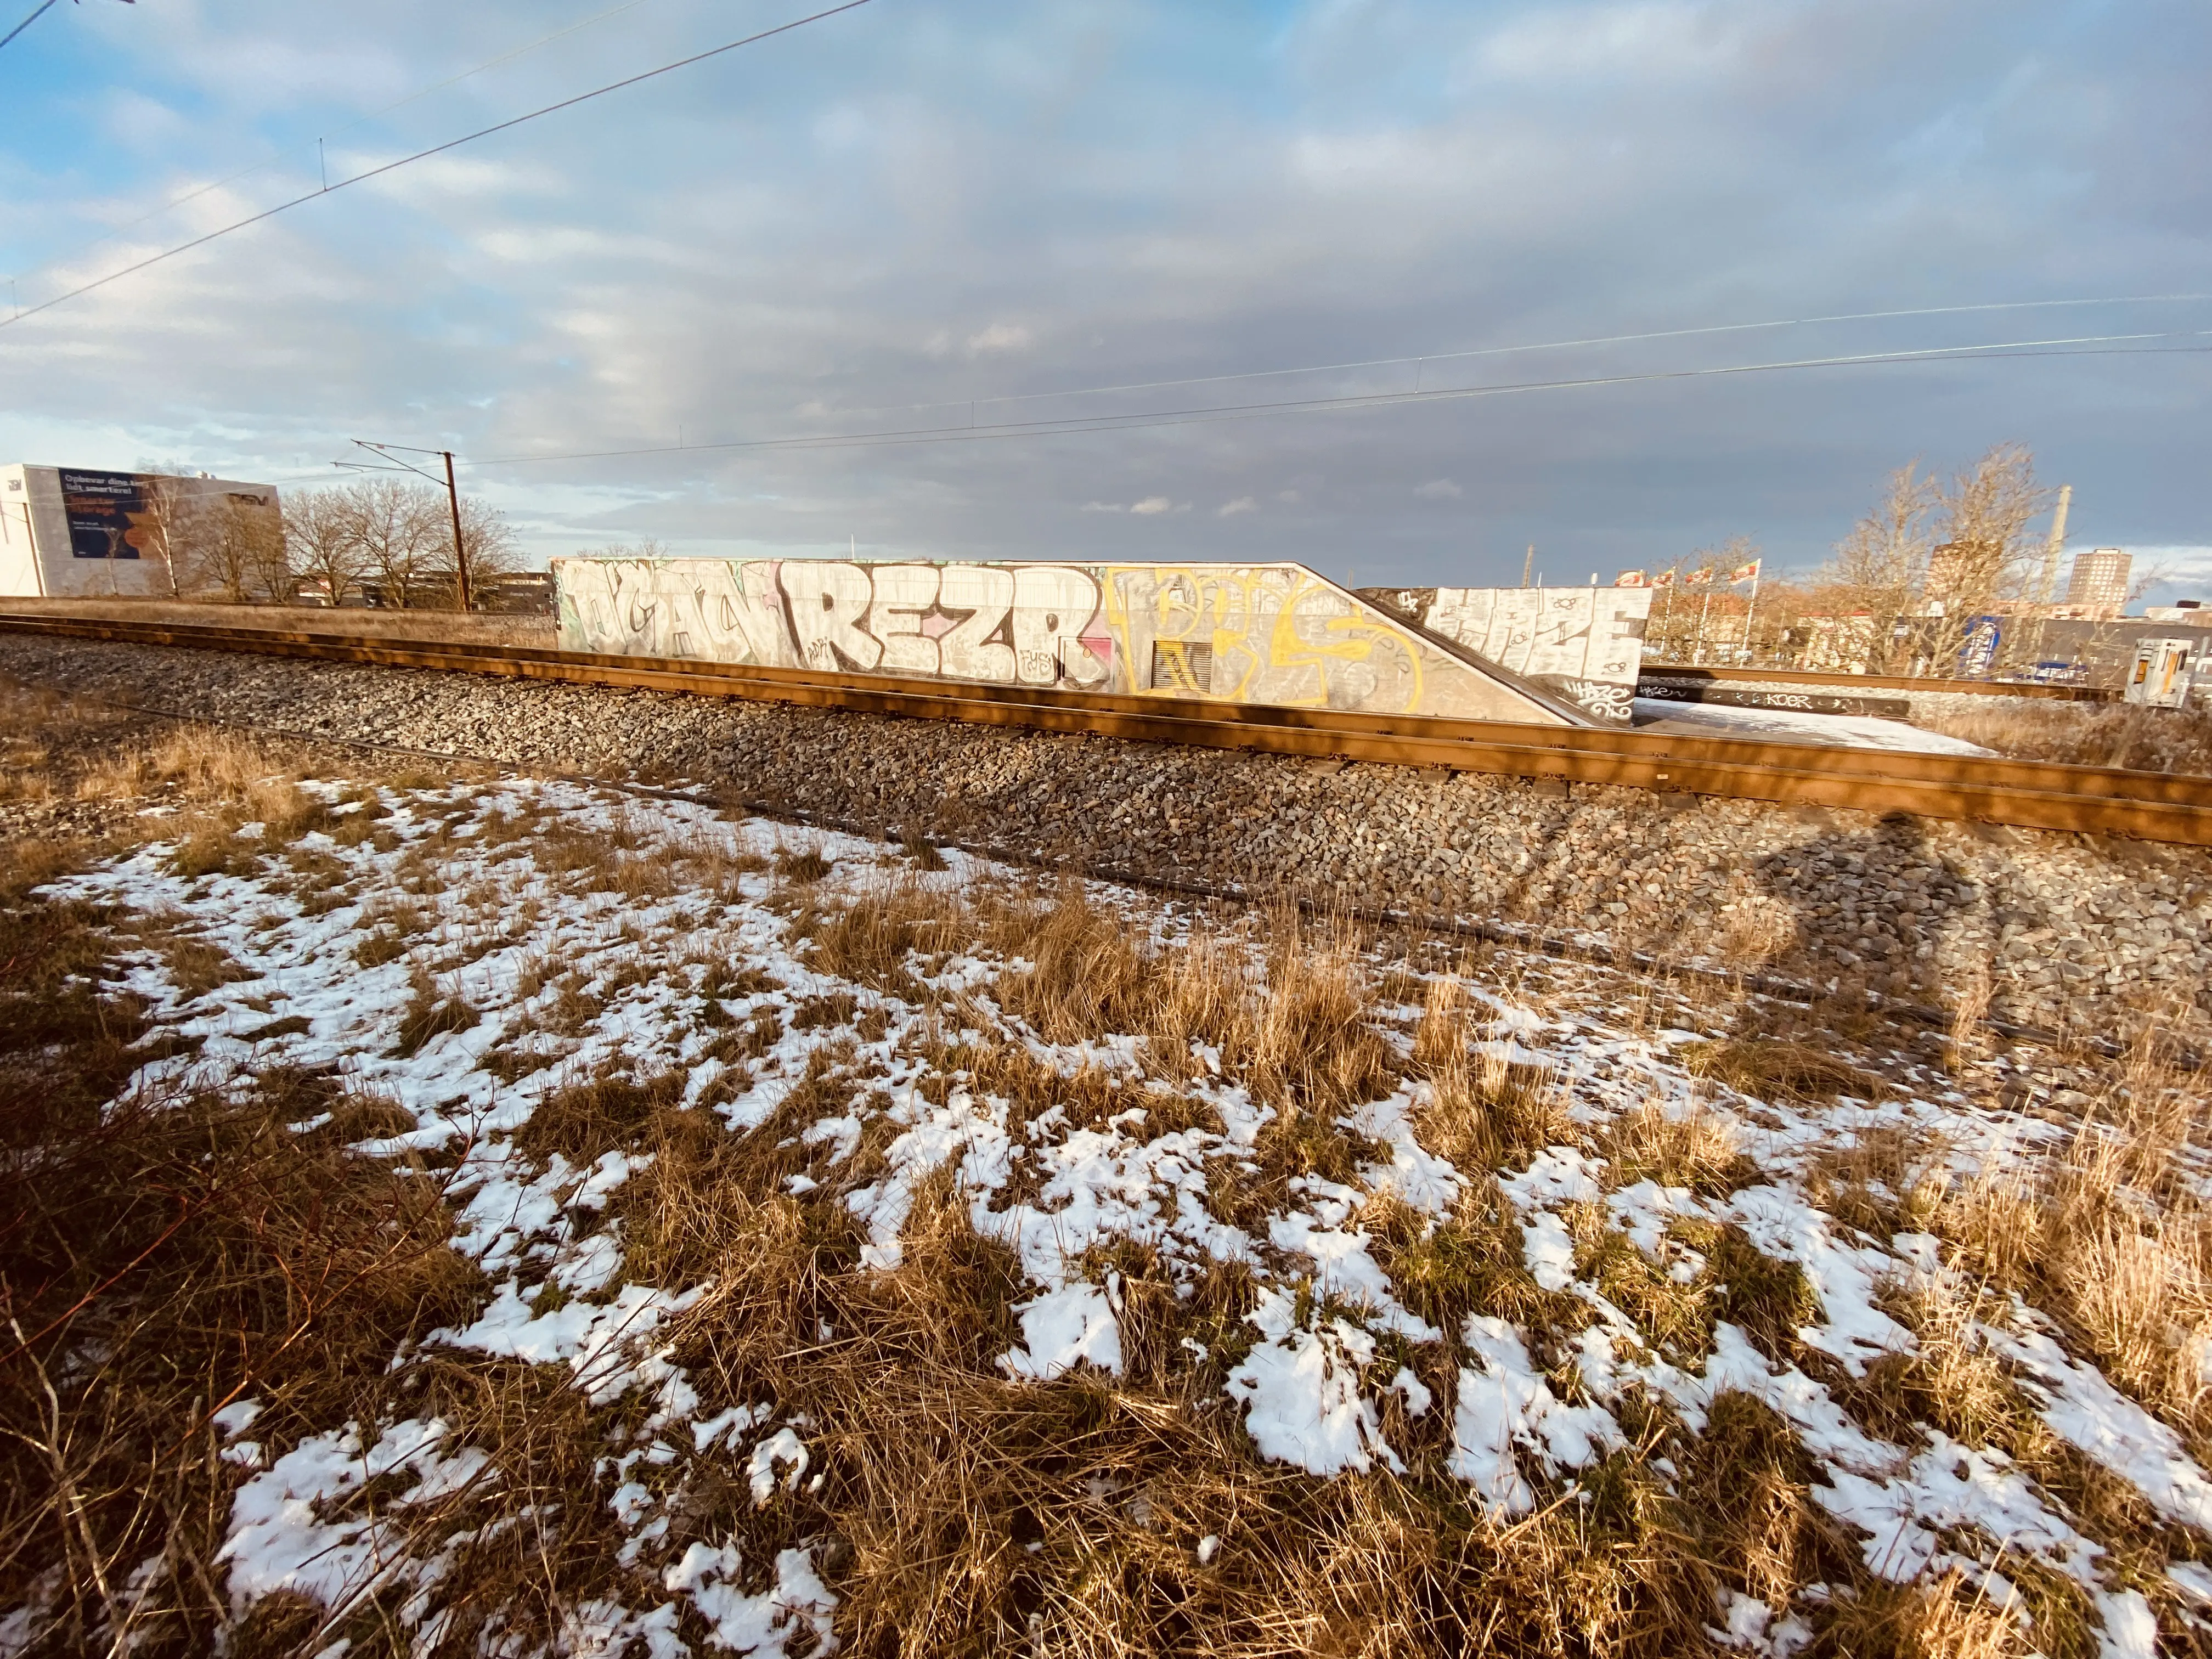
[0, 464, 283, 599]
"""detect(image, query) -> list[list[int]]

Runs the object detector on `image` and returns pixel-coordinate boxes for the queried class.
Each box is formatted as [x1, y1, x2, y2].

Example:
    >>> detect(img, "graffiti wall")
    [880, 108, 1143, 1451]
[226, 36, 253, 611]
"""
[1360, 585, 1652, 724]
[552, 558, 1575, 725]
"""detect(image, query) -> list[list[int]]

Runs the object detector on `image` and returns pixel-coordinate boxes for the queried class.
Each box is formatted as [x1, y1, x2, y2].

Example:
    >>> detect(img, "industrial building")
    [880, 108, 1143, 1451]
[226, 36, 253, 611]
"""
[0, 463, 283, 599]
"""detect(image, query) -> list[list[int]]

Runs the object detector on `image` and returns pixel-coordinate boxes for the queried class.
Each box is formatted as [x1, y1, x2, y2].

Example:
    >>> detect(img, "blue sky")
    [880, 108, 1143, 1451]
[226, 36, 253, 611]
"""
[1, 0, 2206, 592]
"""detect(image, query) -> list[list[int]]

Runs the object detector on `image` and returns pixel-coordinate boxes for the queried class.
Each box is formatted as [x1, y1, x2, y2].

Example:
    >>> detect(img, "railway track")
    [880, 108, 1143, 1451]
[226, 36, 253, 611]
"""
[7, 609, 2212, 847]
[1639, 662, 2111, 701]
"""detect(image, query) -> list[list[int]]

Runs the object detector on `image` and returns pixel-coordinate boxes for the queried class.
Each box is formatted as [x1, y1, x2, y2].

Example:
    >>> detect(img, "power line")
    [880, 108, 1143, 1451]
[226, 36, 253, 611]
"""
[144, 328, 2212, 492]
[0, 0, 65, 52]
[0, 0, 874, 333]
[845, 294, 2212, 424]
[20, 0, 670, 281]
[461, 328, 2212, 469]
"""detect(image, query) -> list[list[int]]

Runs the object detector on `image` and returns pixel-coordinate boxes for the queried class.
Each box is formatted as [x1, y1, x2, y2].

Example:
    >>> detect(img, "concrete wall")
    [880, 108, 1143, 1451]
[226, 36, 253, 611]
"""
[1360, 584, 1653, 724]
[0, 465, 283, 600]
[553, 557, 1576, 725]
[0, 467, 43, 597]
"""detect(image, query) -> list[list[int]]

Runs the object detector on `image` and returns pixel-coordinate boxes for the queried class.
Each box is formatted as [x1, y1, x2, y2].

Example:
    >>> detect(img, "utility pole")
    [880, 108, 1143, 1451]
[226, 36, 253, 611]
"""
[443, 450, 471, 613]
[2037, 484, 2072, 605]
[347, 440, 475, 611]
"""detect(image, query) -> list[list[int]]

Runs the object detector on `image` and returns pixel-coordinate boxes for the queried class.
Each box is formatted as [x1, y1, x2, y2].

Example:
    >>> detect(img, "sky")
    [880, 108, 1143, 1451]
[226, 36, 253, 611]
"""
[0, 0, 2206, 592]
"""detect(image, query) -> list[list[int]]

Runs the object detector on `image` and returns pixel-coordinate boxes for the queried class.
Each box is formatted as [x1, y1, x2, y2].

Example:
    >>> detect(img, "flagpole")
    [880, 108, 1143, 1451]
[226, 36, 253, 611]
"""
[1742, 569, 1760, 667]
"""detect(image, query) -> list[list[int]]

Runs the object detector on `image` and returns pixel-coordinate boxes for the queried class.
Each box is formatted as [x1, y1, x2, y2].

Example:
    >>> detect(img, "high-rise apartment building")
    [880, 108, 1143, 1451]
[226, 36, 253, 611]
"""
[2067, 548, 2132, 613]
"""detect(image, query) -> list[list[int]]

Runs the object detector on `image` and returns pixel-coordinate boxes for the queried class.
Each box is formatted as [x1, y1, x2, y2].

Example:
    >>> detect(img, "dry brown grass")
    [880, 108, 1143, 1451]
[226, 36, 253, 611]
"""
[805, 876, 964, 992]
[1405, 976, 1571, 1169]
[8, 714, 2195, 1654]
[1679, 1034, 1883, 1102]
[1599, 1099, 1759, 1197]
[1917, 697, 2212, 776]
[0, 927, 482, 1652]
[1714, 889, 1801, 968]
[1916, 1047, 2212, 1461]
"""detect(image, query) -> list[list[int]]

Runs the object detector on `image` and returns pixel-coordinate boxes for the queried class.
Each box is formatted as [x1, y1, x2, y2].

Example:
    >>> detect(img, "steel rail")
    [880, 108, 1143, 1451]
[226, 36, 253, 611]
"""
[6, 611, 2211, 845]
[1640, 663, 2113, 701]
[120, 696, 2162, 1064]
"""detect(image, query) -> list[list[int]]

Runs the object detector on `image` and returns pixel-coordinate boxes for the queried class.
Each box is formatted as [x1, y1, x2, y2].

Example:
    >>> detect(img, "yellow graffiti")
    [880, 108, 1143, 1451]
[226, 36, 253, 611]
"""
[1102, 565, 1423, 713]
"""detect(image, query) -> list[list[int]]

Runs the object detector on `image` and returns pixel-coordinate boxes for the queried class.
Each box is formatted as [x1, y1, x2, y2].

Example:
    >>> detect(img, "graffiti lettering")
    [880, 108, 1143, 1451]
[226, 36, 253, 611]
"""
[554, 557, 1569, 726]
[1378, 583, 1652, 725]
[781, 560, 882, 673]
[1013, 565, 1110, 687]
[1560, 680, 1633, 719]
[867, 563, 941, 674]
[936, 564, 1016, 681]
[1105, 566, 1421, 712]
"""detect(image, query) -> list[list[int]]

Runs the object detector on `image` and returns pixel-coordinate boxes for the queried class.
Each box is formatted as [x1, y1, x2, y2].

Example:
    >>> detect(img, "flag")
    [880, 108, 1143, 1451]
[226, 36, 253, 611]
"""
[1615, 569, 1649, 588]
[1652, 570, 1675, 589]
[1684, 565, 1714, 586]
[1730, 557, 1762, 584]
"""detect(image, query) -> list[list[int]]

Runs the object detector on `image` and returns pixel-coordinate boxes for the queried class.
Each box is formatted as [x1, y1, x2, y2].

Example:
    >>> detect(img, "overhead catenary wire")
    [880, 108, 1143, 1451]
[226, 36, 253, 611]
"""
[459, 328, 2212, 469]
[16, 0, 673, 279]
[0, 0, 60, 53]
[803, 292, 2212, 426]
[118, 328, 2211, 493]
[0, 0, 874, 334]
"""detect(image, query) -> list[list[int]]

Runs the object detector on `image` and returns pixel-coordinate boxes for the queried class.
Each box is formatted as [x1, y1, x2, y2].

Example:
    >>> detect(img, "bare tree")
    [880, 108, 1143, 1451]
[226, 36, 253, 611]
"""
[342, 481, 519, 608]
[284, 487, 371, 607]
[1815, 462, 1940, 673]
[348, 481, 445, 608]
[450, 494, 520, 608]
[1927, 442, 2052, 663]
[234, 494, 294, 603]
[194, 494, 280, 604]
[129, 472, 214, 600]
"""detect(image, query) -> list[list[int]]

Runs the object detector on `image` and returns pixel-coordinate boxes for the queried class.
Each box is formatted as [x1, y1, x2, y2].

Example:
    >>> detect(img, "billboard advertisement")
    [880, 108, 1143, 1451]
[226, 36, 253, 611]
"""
[60, 469, 148, 561]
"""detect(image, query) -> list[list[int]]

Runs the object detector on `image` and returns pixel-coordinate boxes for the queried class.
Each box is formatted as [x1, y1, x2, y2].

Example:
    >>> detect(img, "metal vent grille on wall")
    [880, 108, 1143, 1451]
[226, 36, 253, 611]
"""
[1150, 640, 1212, 693]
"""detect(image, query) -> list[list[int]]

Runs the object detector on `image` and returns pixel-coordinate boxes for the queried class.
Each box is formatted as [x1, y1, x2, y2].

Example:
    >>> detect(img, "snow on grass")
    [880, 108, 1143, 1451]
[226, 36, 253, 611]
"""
[31, 770, 2212, 1652]
[1633, 696, 1999, 756]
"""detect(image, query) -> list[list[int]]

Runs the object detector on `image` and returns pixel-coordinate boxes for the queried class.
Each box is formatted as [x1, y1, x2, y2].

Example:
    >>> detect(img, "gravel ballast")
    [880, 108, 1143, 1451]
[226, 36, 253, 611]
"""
[6, 631, 2206, 1042]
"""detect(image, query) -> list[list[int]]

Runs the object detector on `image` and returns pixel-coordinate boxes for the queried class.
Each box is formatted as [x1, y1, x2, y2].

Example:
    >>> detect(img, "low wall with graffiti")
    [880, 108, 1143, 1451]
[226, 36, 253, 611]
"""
[1359, 585, 1652, 724]
[551, 558, 1577, 725]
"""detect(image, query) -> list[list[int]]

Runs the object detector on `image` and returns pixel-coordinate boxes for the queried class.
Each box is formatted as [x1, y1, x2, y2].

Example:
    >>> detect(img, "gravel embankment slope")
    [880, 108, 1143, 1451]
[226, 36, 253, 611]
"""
[5, 631, 2205, 1041]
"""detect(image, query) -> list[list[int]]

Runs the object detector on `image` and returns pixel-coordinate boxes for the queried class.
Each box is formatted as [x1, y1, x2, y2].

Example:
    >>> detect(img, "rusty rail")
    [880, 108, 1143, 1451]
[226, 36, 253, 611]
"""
[5, 611, 2209, 845]
[1640, 662, 2113, 701]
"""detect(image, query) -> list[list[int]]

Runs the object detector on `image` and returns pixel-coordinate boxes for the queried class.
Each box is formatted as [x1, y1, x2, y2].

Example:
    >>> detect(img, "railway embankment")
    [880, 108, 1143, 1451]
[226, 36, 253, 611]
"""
[4, 628, 2205, 1045]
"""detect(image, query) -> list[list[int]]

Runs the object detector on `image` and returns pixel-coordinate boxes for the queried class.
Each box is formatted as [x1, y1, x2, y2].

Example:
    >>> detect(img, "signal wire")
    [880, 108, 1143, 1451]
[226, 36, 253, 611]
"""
[462, 328, 2212, 468]
[819, 294, 2212, 425]
[0, 0, 60, 53]
[0, 0, 874, 334]
[16, 0, 670, 279]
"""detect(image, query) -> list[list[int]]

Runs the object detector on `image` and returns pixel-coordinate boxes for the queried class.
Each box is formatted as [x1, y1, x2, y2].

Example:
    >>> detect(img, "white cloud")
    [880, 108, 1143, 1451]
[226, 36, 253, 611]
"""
[2123, 546, 2212, 585]
[1218, 496, 1257, 516]
[1414, 479, 1463, 499]
[1474, 2, 1741, 82]
[0, 1, 2196, 586]
[967, 323, 1032, 353]
[351, 151, 567, 203]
